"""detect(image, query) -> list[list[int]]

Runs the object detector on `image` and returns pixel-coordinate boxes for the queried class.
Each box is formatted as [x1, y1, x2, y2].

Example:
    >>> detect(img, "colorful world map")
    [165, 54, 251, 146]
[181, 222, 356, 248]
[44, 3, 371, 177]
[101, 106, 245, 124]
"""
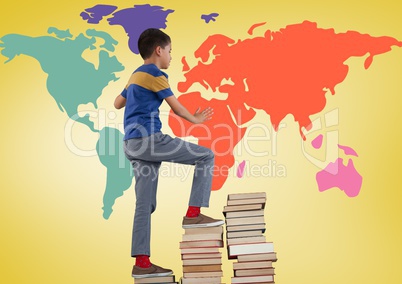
[1, 3, 401, 219]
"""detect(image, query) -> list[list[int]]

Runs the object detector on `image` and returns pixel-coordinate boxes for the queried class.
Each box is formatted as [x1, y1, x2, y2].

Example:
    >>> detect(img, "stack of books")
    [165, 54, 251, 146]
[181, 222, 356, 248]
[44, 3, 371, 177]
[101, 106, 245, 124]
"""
[179, 225, 225, 284]
[223, 192, 277, 284]
[134, 275, 178, 284]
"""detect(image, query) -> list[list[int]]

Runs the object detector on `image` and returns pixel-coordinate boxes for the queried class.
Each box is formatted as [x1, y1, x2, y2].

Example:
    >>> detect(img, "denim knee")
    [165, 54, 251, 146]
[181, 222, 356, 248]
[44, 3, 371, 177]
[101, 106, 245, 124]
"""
[205, 148, 215, 161]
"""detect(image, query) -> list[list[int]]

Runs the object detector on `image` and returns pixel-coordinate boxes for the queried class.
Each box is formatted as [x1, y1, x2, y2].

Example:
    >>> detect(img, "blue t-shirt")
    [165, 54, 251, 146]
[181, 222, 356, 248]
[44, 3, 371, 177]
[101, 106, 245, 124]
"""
[121, 64, 174, 139]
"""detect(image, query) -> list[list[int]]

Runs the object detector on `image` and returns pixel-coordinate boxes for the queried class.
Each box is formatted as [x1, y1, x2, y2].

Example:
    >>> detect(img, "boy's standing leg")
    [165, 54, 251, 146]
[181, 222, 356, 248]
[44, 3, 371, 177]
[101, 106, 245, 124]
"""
[129, 158, 174, 278]
[131, 160, 160, 257]
[124, 132, 223, 278]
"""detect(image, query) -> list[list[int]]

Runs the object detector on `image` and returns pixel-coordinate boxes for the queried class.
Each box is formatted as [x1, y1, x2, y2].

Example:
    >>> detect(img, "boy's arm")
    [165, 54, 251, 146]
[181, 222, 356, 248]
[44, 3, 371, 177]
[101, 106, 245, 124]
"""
[114, 94, 126, 109]
[165, 95, 213, 124]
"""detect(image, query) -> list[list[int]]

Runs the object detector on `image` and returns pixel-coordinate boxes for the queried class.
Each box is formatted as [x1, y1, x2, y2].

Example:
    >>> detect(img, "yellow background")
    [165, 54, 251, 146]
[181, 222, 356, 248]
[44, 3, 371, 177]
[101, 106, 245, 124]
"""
[1, 0, 401, 283]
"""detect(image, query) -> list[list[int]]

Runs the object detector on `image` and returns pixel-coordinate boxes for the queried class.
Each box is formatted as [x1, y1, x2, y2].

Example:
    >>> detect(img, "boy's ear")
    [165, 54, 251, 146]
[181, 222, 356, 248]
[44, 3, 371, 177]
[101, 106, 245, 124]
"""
[155, 46, 162, 56]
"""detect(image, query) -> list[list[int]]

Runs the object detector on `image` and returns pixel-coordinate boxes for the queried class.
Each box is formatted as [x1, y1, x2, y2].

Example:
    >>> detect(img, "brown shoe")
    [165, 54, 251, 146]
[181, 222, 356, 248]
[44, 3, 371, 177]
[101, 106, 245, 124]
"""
[131, 263, 173, 278]
[182, 213, 224, 229]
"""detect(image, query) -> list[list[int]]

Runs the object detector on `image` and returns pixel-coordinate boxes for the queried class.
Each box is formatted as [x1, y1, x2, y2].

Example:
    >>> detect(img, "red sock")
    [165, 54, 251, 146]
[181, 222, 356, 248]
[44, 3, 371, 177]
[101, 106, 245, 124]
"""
[135, 255, 151, 268]
[186, 206, 200, 218]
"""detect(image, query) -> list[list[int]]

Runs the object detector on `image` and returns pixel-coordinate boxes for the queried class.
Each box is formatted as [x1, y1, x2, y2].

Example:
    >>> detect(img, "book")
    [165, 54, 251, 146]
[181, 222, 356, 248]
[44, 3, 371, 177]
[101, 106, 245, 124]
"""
[228, 242, 274, 258]
[184, 226, 223, 235]
[179, 240, 223, 249]
[182, 233, 223, 242]
[134, 275, 175, 283]
[227, 198, 266, 207]
[182, 258, 222, 266]
[237, 252, 277, 262]
[180, 247, 220, 254]
[180, 277, 222, 284]
[226, 223, 266, 233]
[182, 252, 222, 260]
[227, 235, 266, 246]
[183, 270, 223, 278]
[182, 264, 222, 273]
[228, 192, 266, 200]
[227, 230, 263, 239]
[223, 204, 263, 213]
[225, 209, 265, 219]
[233, 260, 273, 270]
[231, 275, 274, 283]
[226, 216, 265, 227]
[235, 267, 275, 277]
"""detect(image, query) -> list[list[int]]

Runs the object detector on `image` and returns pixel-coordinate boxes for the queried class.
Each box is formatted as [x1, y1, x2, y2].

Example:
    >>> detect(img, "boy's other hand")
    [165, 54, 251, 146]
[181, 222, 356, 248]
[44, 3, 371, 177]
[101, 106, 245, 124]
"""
[194, 107, 214, 123]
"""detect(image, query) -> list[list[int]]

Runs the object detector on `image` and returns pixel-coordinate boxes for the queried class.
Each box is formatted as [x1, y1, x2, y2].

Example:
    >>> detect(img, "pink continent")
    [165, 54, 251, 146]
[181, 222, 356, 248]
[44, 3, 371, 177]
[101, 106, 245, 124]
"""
[316, 158, 362, 197]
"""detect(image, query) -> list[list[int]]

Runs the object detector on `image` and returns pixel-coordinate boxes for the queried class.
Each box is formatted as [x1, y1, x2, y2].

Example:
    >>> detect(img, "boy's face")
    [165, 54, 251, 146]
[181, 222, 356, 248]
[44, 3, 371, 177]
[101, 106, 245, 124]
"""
[159, 43, 172, 69]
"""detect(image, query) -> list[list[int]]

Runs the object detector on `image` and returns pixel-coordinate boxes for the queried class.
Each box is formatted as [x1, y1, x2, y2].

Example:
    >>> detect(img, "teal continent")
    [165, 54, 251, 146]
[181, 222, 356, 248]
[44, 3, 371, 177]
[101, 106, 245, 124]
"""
[97, 127, 133, 219]
[0, 27, 132, 219]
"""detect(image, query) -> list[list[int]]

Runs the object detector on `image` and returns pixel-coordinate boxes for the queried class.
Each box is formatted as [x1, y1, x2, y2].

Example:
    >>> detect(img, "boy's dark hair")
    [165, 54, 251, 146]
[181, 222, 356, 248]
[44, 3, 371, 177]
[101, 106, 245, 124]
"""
[138, 28, 171, 60]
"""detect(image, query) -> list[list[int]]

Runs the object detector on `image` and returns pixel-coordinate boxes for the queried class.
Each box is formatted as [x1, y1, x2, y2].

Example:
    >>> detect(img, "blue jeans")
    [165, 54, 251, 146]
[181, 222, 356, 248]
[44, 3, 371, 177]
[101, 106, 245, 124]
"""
[123, 132, 215, 256]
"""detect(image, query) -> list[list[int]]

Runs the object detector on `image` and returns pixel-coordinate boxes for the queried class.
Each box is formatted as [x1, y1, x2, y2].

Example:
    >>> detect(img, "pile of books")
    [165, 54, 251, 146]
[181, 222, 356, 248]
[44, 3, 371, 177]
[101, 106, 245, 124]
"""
[179, 225, 225, 284]
[134, 274, 178, 284]
[223, 192, 277, 284]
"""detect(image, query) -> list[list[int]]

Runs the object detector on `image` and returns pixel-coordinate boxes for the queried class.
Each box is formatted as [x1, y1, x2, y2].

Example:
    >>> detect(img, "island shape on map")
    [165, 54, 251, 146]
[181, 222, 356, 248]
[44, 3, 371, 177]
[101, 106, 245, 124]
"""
[169, 20, 402, 190]
[201, 13, 219, 23]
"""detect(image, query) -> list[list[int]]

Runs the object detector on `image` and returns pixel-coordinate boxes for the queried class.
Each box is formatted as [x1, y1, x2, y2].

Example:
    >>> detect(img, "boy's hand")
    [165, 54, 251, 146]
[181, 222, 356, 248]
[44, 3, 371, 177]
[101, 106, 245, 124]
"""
[194, 107, 214, 123]
[165, 95, 213, 124]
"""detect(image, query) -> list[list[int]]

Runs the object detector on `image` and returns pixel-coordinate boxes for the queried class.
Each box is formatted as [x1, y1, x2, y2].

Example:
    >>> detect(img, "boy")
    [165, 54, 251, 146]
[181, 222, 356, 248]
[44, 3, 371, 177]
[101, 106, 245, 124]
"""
[114, 28, 224, 278]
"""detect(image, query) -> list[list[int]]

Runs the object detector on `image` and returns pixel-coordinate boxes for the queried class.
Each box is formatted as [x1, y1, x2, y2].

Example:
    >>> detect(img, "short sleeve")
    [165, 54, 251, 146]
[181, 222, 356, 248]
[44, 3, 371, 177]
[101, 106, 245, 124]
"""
[121, 88, 128, 99]
[152, 75, 174, 100]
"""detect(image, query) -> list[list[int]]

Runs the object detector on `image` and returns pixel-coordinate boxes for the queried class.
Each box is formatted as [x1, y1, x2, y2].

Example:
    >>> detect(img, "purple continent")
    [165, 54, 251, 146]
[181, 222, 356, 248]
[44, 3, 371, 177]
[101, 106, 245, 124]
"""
[107, 4, 174, 54]
[80, 5, 117, 24]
